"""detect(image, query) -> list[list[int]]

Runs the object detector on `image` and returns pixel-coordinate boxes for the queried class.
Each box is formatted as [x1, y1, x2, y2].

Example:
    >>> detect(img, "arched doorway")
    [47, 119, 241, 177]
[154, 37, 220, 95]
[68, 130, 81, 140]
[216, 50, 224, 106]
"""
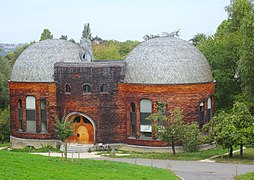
[65, 112, 95, 144]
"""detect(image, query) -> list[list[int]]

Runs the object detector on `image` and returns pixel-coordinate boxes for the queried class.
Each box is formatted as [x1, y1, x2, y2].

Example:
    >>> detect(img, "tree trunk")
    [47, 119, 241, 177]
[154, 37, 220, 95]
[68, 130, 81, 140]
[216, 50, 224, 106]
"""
[240, 143, 243, 158]
[229, 146, 233, 158]
[172, 141, 176, 155]
[64, 141, 67, 160]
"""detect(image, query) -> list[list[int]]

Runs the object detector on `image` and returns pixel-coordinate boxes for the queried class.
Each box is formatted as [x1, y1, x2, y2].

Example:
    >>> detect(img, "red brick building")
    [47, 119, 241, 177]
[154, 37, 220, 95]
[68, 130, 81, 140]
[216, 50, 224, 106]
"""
[9, 37, 215, 148]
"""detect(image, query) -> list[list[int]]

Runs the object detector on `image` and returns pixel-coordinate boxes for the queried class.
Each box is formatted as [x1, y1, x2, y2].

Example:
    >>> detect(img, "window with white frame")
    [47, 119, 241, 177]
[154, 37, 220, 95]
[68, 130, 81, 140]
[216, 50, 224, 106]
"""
[207, 97, 212, 122]
[26, 96, 36, 132]
[140, 99, 152, 137]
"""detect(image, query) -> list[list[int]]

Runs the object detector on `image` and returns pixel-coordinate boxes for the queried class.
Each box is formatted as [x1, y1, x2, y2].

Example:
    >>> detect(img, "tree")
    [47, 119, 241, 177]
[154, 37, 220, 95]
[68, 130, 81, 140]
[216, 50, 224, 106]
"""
[91, 35, 103, 43]
[231, 102, 254, 157]
[147, 106, 184, 155]
[203, 111, 238, 158]
[0, 57, 11, 109]
[196, 0, 254, 111]
[118, 40, 139, 58]
[0, 107, 10, 143]
[40, 29, 53, 41]
[68, 38, 77, 44]
[55, 115, 74, 160]
[82, 23, 92, 40]
[203, 101, 254, 158]
[59, 35, 68, 40]
[238, 11, 254, 100]
[181, 122, 201, 152]
[198, 33, 241, 110]
[5, 42, 33, 67]
[189, 33, 207, 46]
[93, 42, 123, 60]
[93, 40, 140, 60]
[225, 0, 253, 31]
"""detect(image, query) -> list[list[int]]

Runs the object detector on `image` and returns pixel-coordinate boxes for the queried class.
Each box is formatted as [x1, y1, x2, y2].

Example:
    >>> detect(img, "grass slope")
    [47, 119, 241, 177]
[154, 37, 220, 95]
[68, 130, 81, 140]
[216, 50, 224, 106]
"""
[235, 172, 254, 180]
[0, 150, 179, 180]
[215, 148, 254, 165]
[102, 146, 227, 161]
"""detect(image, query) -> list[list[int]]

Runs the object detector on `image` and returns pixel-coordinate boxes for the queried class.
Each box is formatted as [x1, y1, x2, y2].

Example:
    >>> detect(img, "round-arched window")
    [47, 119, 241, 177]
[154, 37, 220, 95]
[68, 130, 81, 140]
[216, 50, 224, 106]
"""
[83, 84, 92, 93]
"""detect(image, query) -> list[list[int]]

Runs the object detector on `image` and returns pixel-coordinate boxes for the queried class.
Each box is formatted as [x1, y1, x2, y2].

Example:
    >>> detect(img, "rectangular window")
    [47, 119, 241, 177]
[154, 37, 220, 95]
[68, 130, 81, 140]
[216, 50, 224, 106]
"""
[18, 100, 22, 130]
[140, 99, 152, 137]
[41, 99, 47, 132]
[130, 112, 136, 135]
[26, 96, 36, 132]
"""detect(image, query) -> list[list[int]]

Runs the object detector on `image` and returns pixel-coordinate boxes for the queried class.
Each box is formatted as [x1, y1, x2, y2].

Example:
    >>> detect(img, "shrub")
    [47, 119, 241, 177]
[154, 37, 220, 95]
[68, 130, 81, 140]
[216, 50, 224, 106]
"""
[0, 107, 10, 143]
[181, 122, 201, 152]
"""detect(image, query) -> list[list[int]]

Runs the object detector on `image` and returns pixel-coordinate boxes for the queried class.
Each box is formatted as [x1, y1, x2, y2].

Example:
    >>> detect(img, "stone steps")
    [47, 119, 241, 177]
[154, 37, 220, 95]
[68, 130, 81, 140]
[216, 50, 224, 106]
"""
[66, 144, 94, 153]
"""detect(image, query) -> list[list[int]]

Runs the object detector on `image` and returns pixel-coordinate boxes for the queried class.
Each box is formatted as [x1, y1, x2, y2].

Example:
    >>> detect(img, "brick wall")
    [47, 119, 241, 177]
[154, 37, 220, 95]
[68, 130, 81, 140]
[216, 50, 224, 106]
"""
[9, 82, 57, 139]
[118, 82, 215, 146]
[54, 61, 126, 143]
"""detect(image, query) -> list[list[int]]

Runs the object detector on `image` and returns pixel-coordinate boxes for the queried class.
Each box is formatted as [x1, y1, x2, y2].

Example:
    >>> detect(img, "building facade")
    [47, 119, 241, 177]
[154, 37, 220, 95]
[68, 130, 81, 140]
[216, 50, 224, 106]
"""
[9, 36, 215, 148]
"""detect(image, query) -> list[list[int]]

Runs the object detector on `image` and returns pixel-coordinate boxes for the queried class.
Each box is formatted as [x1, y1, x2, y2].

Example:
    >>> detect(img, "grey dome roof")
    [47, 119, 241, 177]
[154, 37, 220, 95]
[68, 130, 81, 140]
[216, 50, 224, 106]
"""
[125, 37, 213, 84]
[11, 39, 85, 82]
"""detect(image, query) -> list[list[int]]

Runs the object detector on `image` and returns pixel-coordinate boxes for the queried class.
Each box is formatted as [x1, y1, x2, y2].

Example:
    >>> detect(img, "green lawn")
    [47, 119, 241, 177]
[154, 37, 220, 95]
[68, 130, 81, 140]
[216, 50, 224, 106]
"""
[235, 172, 254, 180]
[0, 150, 179, 180]
[215, 148, 254, 165]
[102, 146, 228, 161]
[0, 143, 9, 147]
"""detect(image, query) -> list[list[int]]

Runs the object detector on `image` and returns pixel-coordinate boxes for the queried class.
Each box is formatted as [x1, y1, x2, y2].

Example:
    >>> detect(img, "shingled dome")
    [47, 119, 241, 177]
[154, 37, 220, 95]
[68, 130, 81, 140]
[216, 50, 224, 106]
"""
[124, 36, 213, 84]
[11, 39, 85, 82]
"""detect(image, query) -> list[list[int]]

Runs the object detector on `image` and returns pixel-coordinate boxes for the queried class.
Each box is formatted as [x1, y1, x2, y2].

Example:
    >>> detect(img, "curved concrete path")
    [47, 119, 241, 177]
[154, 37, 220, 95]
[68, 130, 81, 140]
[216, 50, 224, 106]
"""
[94, 157, 254, 180]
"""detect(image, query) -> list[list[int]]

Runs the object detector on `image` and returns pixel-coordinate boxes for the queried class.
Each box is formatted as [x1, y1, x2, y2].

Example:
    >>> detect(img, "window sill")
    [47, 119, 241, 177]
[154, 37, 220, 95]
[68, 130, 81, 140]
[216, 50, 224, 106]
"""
[83, 92, 92, 95]
[16, 130, 49, 135]
[100, 92, 108, 95]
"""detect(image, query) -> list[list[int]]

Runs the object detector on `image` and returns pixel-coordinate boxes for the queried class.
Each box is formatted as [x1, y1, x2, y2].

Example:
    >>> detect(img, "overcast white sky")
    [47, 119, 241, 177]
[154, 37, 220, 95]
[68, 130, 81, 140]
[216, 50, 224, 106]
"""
[1, 0, 230, 43]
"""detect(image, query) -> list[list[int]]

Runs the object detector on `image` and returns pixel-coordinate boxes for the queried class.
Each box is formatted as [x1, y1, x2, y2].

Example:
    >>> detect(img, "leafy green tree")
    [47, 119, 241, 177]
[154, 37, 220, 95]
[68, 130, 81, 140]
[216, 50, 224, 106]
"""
[238, 11, 254, 100]
[181, 122, 201, 152]
[118, 40, 139, 58]
[0, 107, 10, 143]
[91, 35, 103, 43]
[93, 43, 122, 60]
[147, 107, 184, 155]
[197, 0, 253, 111]
[0, 57, 11, 109]
[203, 111, 237, 158]
[203, 101, 254, 158]
[5, 43, 32, 67]
[40, 29, 53, 41]
[189, 33, 207, 46]
[93, 40, 139, 60]
[198, 33, 241, 110]
[225, 0, 253, 31]
[55, 115, 74, 160]
[231, 102, 254, 156]
[217, 118, 238, 158]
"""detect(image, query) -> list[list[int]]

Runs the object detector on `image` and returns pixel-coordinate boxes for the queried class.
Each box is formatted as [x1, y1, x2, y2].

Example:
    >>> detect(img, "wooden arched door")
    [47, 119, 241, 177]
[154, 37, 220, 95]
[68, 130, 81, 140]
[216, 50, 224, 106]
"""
[67, 115, 95, 144]
[77, 125, 89, 144]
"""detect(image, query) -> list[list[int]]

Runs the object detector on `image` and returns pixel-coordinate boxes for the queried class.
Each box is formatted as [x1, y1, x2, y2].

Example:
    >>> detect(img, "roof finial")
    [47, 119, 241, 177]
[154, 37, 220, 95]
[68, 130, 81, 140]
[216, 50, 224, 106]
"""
[80, 38, 94, 62]
[162, 29, 181, 37]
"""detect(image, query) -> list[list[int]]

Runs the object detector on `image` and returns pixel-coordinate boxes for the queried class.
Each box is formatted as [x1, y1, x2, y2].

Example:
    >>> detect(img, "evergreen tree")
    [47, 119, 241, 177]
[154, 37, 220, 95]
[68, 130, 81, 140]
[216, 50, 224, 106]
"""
[40, 29, 53, 41]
